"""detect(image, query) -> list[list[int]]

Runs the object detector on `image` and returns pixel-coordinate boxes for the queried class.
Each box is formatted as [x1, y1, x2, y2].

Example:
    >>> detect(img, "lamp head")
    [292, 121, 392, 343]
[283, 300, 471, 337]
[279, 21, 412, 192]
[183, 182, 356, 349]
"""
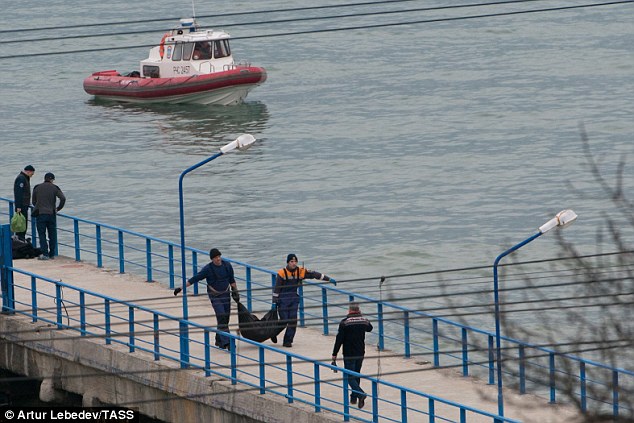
[220, 134, 257, 154]
[538, 209, 578, 234]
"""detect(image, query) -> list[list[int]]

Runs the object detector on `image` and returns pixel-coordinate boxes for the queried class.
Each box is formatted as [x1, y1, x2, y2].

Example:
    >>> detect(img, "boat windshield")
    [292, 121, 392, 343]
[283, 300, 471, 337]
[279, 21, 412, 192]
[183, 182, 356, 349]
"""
[187, 40, 231, 60]
[192, 41, 212, 60]
[214, 40, 231, 58]
[171, 42, 194, 61]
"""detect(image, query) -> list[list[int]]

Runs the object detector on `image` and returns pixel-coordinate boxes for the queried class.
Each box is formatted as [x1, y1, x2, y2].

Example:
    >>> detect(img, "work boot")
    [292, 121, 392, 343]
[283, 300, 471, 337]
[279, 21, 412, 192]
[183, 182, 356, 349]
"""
[358, 396, 366, 409]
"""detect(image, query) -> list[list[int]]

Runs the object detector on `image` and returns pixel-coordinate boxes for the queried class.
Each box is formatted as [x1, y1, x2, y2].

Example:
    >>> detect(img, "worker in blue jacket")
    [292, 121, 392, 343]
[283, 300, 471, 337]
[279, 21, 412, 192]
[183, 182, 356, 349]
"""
[174, 248, 239, 350]
[273, 253, 334, 347]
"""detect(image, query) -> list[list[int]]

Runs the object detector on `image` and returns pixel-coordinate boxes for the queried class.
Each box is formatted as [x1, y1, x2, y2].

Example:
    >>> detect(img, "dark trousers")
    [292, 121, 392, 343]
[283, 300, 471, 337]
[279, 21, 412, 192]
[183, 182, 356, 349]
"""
[278, 295, 299, 344]
[208, 292, 231, 348]
[344, 357, 366, 400]
[35, 214, 56, 257]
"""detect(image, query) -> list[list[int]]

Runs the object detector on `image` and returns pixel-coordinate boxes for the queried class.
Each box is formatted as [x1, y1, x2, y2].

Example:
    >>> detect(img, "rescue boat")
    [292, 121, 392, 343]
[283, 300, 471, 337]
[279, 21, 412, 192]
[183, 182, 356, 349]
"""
[83, 18, 267, 105]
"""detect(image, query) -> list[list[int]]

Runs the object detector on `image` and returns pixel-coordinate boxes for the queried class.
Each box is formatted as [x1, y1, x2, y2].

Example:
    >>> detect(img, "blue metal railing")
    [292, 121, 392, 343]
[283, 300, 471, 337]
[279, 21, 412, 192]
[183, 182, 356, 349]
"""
[6, 267, 517, 423]
[2, 197, 632, 418]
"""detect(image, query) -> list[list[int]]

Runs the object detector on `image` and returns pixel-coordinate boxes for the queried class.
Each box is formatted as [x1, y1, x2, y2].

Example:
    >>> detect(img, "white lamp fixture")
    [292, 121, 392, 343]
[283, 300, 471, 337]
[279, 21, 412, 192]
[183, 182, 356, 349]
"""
[538, 209, 578, 234]
[220, 133, 256, 154]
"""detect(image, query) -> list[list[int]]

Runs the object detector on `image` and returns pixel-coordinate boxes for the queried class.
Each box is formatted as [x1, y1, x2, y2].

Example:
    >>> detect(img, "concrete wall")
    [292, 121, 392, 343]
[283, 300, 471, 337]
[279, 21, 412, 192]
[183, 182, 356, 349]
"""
[0, 315, 338, 423]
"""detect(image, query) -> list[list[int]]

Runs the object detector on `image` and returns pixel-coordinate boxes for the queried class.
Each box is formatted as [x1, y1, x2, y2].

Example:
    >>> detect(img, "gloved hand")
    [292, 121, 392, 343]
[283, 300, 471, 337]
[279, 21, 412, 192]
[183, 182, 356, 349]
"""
[330, 278, 336, 285]
[271, 302, 278, 310]
[231, 289, 240, 303]
[173, 287, 182, 296]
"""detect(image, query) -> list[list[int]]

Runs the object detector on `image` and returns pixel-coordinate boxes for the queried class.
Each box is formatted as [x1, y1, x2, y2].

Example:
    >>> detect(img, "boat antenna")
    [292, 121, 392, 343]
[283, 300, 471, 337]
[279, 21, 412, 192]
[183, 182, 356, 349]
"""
[191, 0, 196, 19]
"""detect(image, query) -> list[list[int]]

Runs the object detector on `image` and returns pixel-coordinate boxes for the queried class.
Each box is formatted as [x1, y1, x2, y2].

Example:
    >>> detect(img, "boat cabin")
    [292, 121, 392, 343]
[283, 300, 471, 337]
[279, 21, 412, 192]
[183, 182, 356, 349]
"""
[140, 18, 236, 79]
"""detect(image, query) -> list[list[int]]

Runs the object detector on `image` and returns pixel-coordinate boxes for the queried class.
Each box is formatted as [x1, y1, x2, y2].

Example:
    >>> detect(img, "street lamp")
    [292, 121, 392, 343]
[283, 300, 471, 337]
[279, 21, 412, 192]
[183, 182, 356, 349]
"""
[492, 209, 577, 419]
[178, 133, 256, 321]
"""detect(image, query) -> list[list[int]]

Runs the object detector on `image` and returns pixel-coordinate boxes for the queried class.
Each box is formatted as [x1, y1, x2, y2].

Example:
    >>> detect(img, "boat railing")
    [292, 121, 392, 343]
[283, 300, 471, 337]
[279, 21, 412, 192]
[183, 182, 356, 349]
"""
[198, 61, 215, 74]
[231, 61, 251, 70]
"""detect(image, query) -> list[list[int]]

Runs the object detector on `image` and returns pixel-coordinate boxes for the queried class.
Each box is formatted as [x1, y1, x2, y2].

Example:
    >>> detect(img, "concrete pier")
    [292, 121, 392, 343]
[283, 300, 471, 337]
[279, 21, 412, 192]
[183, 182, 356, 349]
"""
[0, 257, 582, 423]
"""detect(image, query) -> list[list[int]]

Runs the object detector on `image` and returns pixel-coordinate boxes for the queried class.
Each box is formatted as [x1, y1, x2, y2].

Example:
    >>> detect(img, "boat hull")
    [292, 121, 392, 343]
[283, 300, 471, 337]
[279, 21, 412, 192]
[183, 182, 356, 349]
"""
[83, 67, 267, 105]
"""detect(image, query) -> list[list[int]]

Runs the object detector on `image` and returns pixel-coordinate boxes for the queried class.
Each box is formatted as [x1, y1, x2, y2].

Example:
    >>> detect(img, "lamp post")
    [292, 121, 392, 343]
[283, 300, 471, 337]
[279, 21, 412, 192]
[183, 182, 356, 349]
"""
[492, 209, 577, 419]
[178, 134, 256, 320]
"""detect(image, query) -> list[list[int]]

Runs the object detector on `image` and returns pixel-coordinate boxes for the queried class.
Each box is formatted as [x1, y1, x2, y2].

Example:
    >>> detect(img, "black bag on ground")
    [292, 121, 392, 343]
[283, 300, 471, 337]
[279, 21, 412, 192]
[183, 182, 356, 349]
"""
[11, 236, 42, 259]
[234, 300, 285, 343]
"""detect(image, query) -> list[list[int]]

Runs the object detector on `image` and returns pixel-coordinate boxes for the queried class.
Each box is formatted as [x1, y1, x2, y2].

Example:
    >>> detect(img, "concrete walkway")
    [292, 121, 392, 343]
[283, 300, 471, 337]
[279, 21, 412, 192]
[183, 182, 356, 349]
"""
[7, 256, 582, 423]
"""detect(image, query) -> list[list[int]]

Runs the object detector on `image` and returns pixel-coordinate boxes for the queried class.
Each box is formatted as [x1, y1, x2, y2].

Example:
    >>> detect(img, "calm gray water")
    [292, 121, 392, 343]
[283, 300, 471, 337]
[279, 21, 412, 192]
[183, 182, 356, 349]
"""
[1, 1, 633, 332]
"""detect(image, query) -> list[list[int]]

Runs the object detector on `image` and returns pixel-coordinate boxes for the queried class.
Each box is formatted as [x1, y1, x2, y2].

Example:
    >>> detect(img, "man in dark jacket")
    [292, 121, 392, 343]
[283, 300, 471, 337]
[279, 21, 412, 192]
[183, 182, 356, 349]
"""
[32, 172, 66, 260]
[173, 248, 239, 350]
[332, 302, 373, 409]
[273, 253, 334, 347]
[13, 165, 35, 240]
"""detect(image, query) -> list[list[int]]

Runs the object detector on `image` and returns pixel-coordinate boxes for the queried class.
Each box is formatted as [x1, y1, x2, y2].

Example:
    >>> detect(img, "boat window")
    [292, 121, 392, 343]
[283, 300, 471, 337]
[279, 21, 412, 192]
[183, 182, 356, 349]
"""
[143, 65, 160, 78]
[182, 42, 194, 60]
[214, 40, 230, 58]
[172, 43, 182, 61]
[192, 41, 212, 60]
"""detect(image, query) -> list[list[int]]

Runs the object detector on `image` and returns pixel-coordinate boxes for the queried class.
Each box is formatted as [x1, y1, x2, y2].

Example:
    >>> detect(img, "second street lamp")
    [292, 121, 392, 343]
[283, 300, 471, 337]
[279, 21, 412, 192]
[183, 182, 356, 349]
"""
[492, 209, 577, 420]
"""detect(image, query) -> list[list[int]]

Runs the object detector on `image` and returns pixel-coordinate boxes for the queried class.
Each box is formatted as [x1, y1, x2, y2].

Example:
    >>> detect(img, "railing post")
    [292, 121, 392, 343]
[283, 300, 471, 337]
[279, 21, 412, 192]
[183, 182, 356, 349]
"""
[488, 335, 495, 384]
[298, 284, 305, 327]
[314, 363, 321, 412]
[179, 320, 190, 368]
[343, 371, 350, 422]
[461, 327, 468, 377]
[246, 266, 252, 310]
[105, 299, 111, 344]
[0, 224, 15, 314]
[230, 337, 237, 384]
[55, 283, 63, 329]
[118, 230, 125, 273]
[128, 306, 135, 353]
[259, 346, 265, 394]
[372, 380, 379, 422]
[80, 292, 86, 335]
[168, 245, 175, 289]
[192, 250, 198, 295]
[145, 238, 153, 282]
[31, 276, 37, 322]
[321, 288, 329, 335]
[73, 219, 80, 261]
[286, 355, 293, 403]
[404, 311, 410, 358]
[432, 318, 439, 367]
[613, 370, 619, 419]
[428, 397, 435, 423]
[378, 302, 384, 351]
[549, 352, 556, 403]
[204, 329, 211, 376]
[96, 225, 103, 268]
[153, 314, 160, 361]
[519, 345, 526, 394]
[580, 361, 586, 413]
[400, 390, 408, 423]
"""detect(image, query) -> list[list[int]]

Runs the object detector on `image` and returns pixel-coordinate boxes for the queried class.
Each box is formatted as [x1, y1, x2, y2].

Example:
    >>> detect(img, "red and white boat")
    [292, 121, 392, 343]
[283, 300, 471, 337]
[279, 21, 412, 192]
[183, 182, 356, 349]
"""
[83, 18, 267, 105]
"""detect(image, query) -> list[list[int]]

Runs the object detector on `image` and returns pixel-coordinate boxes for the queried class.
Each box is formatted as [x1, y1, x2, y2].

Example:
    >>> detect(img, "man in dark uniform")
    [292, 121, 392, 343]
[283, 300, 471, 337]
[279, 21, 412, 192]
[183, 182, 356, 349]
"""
[13, 165, 35, 240]
[174, 248, 239, 349]
[332, 302, 373, 409]
[273, 253, 334, 347]
[32, 172, 66, 260]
